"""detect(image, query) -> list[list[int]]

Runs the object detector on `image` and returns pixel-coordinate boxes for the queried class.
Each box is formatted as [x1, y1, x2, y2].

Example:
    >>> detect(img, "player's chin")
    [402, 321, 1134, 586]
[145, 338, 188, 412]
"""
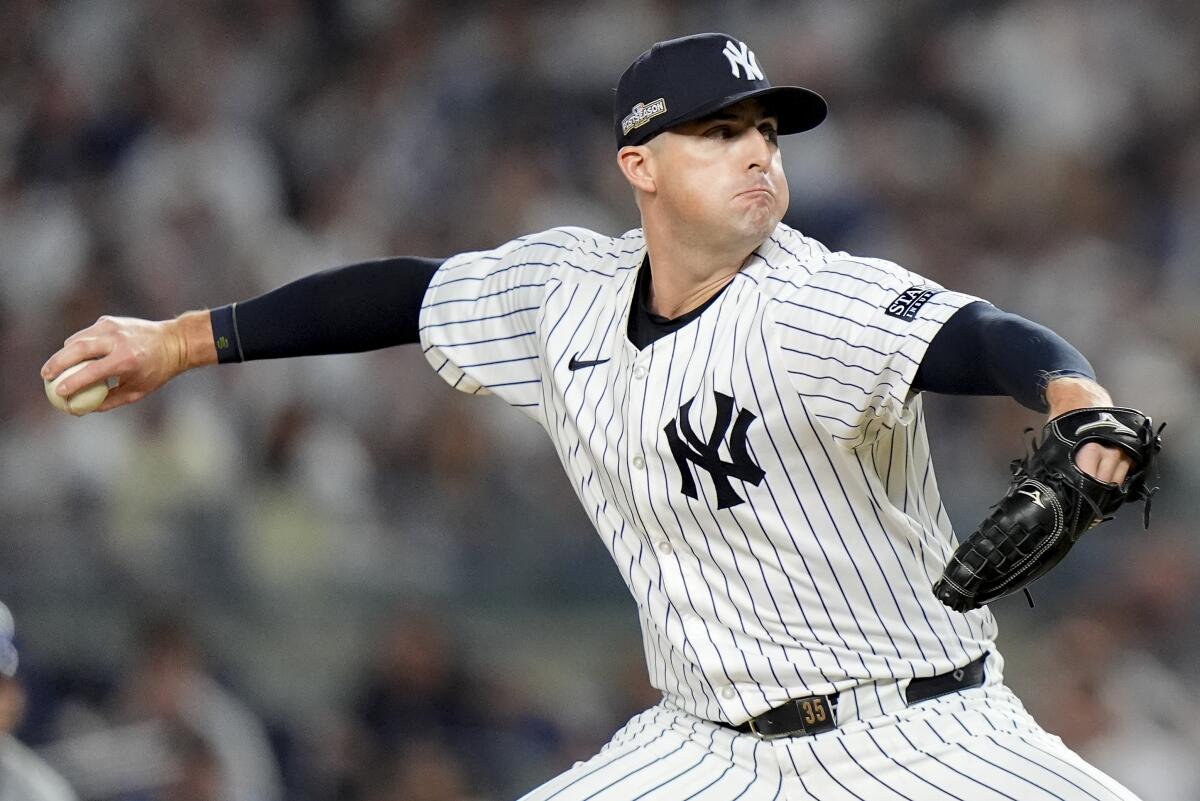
[732, 201, 782, 240]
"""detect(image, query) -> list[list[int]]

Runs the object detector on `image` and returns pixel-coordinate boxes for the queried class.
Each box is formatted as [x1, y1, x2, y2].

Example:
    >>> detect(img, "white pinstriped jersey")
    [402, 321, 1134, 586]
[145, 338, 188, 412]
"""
[419, 223, 998, 725]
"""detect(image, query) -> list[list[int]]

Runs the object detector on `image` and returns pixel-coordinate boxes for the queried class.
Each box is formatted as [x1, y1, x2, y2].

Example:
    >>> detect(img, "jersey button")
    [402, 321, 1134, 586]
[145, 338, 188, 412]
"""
[632, 455, 646, 470]
[721, 686, 737, 700]
[632, 366, 647, 380]
[656, 540, 673, 555]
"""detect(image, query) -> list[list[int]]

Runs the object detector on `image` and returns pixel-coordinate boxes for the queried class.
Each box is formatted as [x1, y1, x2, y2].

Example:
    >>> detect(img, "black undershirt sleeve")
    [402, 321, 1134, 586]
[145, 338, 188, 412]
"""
[209, 256, 443, 362]
[912, 301, 1096, 412]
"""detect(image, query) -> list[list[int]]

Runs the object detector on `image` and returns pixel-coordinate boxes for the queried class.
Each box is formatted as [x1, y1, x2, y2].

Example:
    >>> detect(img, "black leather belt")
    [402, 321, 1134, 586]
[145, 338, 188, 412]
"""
[904, 652, 988, 706]
[728, 653, 988, 739]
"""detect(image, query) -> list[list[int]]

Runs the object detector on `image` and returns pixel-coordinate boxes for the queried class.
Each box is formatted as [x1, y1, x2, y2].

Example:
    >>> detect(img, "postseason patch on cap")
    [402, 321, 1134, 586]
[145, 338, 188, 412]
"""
[621, 98, 667, 136]
[885, 286, 940, 322]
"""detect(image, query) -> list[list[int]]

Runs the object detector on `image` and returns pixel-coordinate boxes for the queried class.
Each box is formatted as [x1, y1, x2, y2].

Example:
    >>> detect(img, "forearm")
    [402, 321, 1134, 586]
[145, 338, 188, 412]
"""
[916, 306, 1128, 484]
[914, 301, 1096, 412]
[41, 255, 443, 414]
[210, 256, 443, 362]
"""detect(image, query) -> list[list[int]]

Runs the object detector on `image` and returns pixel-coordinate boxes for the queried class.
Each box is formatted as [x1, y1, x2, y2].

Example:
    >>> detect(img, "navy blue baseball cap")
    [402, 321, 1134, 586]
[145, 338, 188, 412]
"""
[614, 33, 827, 148]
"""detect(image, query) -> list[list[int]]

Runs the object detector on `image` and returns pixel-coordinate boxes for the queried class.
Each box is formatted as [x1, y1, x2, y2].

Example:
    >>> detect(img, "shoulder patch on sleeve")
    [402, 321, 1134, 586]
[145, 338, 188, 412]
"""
[885, 286, 940, 322]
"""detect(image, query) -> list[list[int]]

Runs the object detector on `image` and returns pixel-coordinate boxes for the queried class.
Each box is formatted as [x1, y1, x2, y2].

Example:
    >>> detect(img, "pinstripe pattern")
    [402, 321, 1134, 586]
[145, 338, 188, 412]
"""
[419, 222, 1140, 800]
[517, 705, 779, 801]
[516, 691, 1141, 800]
[419, 223, 996, 720]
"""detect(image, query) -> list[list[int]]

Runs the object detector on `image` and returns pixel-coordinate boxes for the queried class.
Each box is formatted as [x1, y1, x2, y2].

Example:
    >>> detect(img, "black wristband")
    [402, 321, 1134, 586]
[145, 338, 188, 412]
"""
[210, 303, 245, 364]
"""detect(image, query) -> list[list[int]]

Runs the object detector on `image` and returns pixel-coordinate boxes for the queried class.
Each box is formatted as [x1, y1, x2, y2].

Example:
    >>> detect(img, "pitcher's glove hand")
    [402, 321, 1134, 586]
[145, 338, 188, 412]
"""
[933, 407, 1164, 612]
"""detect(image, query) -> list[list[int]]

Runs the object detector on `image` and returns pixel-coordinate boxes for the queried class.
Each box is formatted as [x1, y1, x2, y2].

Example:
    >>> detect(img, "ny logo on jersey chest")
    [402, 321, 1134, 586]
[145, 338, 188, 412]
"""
[664, 391, 765, 509]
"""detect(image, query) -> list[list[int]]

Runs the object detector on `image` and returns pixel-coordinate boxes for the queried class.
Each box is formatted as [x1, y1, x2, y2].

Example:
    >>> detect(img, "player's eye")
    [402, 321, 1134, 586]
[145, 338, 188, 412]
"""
[759, 125, 779, 144]
[705, 125, 734, 140]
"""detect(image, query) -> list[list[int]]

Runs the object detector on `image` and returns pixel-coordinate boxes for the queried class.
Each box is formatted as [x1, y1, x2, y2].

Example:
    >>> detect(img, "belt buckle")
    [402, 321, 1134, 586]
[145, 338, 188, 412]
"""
[746, 717, 796, 741]
[745, 696, 833, 740]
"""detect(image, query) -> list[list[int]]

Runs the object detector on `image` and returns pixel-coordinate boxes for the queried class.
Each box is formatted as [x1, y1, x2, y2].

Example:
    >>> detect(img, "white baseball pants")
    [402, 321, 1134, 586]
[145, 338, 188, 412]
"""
[518, 680, 1140, 801]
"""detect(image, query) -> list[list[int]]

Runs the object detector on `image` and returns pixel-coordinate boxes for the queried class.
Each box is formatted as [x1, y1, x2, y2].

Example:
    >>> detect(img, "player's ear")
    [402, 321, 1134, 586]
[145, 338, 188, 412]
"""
[617, 144, 657, 195]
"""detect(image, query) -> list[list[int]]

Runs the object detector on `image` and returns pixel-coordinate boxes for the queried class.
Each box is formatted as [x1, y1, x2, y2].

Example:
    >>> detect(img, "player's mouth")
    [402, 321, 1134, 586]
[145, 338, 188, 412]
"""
[736, 182, 774, 199]
[736, 187, 774, 202]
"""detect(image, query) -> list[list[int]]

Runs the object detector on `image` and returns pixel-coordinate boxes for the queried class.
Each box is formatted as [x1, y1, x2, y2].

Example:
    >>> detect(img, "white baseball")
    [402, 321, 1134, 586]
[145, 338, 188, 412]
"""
[44, 360, 110, 416]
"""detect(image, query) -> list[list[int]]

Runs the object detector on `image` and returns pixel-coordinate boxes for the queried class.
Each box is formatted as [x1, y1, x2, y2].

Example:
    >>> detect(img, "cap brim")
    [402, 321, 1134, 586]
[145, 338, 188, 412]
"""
[748, 86, 828, 134]
[628, 85, 827, 146]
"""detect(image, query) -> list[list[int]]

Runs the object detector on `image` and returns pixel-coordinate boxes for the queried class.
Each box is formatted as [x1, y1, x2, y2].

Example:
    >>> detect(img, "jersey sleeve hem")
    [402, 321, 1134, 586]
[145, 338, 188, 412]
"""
[419, 251, 491, 397]
[872, 290, 982, 440]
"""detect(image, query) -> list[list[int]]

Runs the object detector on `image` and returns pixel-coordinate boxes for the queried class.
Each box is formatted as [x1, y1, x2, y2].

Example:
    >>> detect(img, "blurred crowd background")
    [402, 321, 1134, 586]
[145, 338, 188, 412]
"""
[2, 0, 1199, 799]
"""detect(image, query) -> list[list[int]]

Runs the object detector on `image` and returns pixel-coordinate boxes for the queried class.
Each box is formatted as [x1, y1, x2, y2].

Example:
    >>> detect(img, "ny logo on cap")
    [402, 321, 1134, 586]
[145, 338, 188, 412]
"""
[722, 40, 764, 81]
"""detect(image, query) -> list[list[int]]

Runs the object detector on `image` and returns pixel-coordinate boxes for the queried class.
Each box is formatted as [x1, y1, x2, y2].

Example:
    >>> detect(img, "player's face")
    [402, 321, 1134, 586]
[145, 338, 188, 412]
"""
[649, 100, 789, 248]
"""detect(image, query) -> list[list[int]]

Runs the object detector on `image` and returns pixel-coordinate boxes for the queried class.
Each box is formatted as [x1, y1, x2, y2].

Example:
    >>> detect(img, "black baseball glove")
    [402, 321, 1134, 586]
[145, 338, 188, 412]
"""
[933, 407, 1164, 613]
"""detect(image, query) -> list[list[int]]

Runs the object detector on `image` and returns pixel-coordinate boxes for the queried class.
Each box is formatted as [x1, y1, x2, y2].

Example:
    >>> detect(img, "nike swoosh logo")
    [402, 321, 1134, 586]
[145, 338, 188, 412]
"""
[568, 354, 611, 371]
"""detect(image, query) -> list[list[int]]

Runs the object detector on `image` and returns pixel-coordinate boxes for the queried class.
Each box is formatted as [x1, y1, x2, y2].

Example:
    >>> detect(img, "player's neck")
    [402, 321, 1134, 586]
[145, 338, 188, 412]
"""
[641, 228, 756, 319]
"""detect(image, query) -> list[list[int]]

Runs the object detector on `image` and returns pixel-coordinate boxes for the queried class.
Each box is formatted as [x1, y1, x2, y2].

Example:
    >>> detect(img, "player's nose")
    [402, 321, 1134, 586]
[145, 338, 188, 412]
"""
[742, 128, 773, 171]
